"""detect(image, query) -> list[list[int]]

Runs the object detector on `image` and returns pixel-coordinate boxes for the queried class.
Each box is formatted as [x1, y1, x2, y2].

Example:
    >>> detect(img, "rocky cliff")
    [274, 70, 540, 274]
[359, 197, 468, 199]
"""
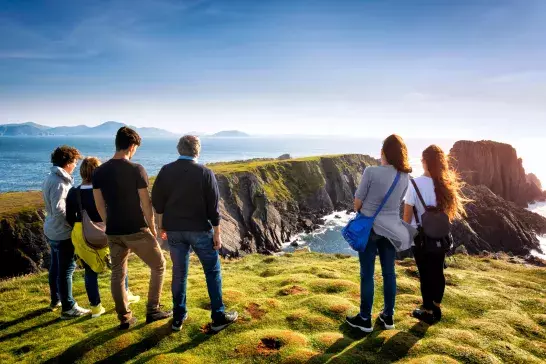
[452, 185, 546, 255]
[450, 140, 544, 206]
[0, 155, 378, 278]
[214, 154, 378, 255]
[0, 192, 49, 278]
[2, 152, 546, 279]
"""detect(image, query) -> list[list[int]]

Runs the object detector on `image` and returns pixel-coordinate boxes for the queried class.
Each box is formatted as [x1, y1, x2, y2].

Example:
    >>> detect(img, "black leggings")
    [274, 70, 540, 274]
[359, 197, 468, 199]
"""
[412, 244, 446, 310]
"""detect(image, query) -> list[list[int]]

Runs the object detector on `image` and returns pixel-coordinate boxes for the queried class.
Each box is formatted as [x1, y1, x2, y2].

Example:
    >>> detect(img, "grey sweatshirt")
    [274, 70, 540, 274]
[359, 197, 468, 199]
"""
[355, 165, 417, 252]
[42, 166, 74, 241]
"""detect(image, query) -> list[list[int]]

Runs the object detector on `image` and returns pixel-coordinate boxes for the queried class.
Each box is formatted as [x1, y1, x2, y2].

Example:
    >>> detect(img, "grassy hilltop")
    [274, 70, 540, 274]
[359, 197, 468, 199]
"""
[1, 252, 545, 363]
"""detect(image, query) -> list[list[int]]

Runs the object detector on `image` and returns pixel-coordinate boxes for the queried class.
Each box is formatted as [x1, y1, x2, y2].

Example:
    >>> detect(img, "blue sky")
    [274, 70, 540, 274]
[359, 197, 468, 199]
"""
[1, 0, 545, 138]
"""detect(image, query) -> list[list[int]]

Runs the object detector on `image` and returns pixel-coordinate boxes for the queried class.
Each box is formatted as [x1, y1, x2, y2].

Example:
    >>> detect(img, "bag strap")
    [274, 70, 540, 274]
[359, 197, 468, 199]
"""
[413, 205, 421, 225]
[410, 179, 428, 211]
[373, 171, 401, 218]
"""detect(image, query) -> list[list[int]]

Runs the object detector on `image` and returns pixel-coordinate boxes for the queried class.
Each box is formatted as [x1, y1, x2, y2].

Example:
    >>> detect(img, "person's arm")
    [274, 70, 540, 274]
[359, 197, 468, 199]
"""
[151, 167, 167, 239]
[139, 188, 157, 237]
[353, 167, 372, 212]
[50, 183, 69, 218]
[205, 170, 222, 250]
[403, 204, 414, 224]
[403, 180, 416, 224]
[65, 188, 77, 227]
[93, 189, 107, 223]
[136, 164, 156, 236]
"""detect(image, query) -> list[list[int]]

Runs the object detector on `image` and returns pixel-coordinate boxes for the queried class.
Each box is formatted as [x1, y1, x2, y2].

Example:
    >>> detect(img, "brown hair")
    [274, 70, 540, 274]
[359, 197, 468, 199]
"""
[80, 157, 102, 183]
[382, 134, 412, 173]
[422, 145, 467, 221]
[50, 145, 82, 168]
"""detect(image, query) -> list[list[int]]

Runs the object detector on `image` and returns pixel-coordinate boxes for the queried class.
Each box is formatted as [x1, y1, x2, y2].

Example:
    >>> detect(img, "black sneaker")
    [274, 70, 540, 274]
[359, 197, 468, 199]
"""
[432, 305, 442, 322]
[412, 308, 435, 325]
[119, 317, 138, 330]
[211, 311, 238, 332]
[345, 314, 373, 333]
[379, 311, 395, 330]
[171, 312, 189, 331]
[146, 307, 173, 324]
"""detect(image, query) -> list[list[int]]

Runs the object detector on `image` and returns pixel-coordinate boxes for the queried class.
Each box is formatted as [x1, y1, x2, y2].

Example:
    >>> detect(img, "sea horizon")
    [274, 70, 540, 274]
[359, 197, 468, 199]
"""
[1, 135, 545, 194]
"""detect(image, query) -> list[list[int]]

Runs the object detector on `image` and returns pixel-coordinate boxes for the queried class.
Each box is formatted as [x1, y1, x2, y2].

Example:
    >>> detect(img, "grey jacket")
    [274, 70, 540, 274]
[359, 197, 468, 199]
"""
[43, 166, 74, 241]
[355, 165, 417, 252]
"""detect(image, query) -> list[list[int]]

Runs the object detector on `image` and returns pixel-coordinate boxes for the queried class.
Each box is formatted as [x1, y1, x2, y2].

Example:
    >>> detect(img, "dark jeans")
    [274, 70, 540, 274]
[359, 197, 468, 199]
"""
[168, 230, 225, 322]
[82, 261, 129, 307]
[412, 244, 446, 310]
[48, 238, 76, 311]
[358, 231, 396, 319]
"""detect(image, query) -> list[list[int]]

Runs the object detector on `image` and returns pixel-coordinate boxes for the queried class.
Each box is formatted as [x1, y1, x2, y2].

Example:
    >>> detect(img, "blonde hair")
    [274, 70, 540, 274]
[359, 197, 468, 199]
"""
[80, 157, 102, 183]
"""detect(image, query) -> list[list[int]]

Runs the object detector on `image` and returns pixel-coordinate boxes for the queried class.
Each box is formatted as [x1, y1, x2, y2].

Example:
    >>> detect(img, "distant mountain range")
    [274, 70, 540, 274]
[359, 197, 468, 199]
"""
[211, 130, 250, 137]
[0, 122, 251, 138]
[0, 122, 176, 137]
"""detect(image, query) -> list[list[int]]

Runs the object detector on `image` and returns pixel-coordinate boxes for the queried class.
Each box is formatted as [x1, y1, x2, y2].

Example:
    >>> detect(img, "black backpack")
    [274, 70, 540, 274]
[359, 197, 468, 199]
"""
[411, 179, 453, 253]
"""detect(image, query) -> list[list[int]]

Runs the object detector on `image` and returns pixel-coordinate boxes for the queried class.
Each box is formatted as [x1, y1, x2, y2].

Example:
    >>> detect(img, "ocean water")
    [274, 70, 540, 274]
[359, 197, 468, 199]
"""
[0, 136, 451, 192]
[287, 200, 546, 258]
[528, 202, 546, 259]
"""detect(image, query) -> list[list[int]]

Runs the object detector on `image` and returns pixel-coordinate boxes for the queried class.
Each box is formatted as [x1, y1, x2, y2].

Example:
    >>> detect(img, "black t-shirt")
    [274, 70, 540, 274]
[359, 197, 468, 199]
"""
[92, 158, 149, 235]
[66, 186, 103, 226]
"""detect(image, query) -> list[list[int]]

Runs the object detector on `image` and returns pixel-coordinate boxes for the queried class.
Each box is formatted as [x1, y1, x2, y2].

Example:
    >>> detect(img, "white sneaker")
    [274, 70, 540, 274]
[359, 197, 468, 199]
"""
[61, 303, 91, 319]
[127, 290, 141, 305]
[91, 304, 106, 318]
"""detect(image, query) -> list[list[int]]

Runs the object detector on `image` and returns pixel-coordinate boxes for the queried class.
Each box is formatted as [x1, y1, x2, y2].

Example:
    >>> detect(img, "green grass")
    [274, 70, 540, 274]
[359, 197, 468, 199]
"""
[1, 253, 545, 363]
[0, 191, 43, 218]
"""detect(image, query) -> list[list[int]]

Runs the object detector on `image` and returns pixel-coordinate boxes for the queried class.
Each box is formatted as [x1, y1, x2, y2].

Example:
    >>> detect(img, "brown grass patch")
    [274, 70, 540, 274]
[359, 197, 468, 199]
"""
[246, 303, 266, 320]
[278, 285, 308, 296]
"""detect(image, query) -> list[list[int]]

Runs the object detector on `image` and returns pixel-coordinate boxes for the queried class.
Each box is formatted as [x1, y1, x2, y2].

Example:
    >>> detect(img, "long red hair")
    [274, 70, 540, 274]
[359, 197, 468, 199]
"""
[422, 145, 467, 221]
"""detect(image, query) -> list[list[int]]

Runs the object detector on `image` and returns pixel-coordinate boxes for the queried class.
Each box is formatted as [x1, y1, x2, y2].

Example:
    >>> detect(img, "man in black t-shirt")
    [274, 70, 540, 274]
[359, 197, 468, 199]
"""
[93, 127, 172, 329]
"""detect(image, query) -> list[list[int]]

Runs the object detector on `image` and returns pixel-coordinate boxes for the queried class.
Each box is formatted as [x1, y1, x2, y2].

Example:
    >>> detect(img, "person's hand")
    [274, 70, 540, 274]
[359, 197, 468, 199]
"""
[160, 229, 168, 241]
[213, 231, 222, 250]
[149, 226, 158, 237]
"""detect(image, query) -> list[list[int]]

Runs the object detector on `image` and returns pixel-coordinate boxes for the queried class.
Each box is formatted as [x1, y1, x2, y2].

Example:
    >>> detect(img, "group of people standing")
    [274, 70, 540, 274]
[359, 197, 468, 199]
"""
[346, 134, 465, 332]
[42, 127, 464, 334]
[43, 127, 237, 331]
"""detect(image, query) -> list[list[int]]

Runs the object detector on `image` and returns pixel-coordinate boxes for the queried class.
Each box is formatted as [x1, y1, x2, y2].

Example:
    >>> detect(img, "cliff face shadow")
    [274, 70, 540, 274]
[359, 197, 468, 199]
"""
[308, 321, 429, 363]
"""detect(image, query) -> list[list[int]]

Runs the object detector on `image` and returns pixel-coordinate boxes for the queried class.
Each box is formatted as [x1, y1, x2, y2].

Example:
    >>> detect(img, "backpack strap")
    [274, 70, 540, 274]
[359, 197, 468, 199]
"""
[410, 179, 428, 226]
[372, 171, 401, 218]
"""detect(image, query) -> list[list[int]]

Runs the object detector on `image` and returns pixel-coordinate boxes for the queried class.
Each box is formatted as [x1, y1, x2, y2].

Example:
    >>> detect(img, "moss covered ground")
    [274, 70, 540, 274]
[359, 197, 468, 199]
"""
[1, 252, 545, 363]
[0, 191, 43, 218]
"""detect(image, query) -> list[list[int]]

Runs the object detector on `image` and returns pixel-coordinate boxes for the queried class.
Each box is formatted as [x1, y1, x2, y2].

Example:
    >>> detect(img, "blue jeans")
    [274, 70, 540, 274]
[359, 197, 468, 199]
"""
[48, 238, 76, 311]
[358, 231, 397, 319]
[168, 230, 225, 322]
[82, 261, 129, 307]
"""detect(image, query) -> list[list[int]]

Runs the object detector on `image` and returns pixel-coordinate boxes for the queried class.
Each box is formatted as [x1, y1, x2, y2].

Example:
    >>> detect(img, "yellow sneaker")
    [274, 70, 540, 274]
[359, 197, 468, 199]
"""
[127, 290, 140, 305]
[91, 304, 106, 318]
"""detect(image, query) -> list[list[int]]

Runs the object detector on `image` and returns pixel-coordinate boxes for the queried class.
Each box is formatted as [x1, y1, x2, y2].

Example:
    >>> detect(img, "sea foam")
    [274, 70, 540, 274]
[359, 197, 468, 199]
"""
[528, 201, 546, 259]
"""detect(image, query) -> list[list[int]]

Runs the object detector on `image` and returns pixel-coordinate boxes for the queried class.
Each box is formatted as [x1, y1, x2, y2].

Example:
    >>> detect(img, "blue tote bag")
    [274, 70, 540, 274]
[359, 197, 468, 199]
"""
[342, 171, 401, 252]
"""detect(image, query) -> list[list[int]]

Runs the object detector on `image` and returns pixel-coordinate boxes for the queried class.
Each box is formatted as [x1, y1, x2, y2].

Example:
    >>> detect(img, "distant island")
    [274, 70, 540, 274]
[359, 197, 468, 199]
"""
[0, 121, 176, 137]
[211, 130, 250, 137]
[0, 123, 251, 138]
